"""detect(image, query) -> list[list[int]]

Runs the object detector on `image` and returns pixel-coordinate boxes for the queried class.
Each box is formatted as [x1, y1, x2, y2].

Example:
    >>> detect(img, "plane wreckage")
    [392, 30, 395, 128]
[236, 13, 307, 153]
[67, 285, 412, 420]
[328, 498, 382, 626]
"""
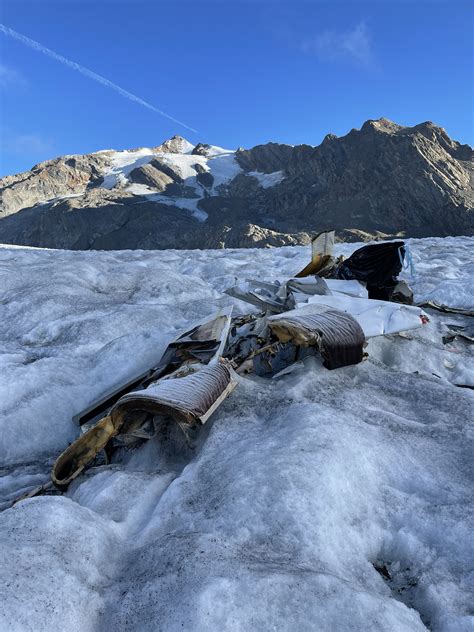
[13, 232, 433, 503]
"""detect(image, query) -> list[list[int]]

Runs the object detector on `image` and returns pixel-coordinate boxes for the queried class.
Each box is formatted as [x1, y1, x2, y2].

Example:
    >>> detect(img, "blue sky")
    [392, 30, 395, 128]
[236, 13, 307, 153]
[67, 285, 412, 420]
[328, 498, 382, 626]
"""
[0, 0, 472, 176]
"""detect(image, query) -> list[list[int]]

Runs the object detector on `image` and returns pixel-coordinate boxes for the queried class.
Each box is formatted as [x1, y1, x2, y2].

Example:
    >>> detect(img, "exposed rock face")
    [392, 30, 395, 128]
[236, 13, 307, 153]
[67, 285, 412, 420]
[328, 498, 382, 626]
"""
[195, 163, 214, 189]
[236, 142, 296, 173]
[0, 119, 472, 250]
[192, 143, 213, 156]
[204, 223, 312, 249]
[128, 162, 175, 191]
[0, 191, 202, 250]
[233, 119, 473, 238]
[0, 153, 111, 218]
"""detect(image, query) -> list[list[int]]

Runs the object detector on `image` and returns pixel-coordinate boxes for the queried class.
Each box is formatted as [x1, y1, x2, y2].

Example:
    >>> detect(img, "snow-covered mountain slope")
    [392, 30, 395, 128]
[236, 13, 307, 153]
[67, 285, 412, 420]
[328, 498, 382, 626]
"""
[99, 141, 244, 221]
[0, 237, 473, 631]
[0, 118, 472, 250]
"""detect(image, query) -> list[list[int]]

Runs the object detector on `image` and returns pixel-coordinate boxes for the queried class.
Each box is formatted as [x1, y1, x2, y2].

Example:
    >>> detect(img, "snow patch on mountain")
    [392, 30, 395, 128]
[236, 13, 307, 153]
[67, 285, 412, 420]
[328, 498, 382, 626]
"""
[173, 138, 195, 155]
[124, 183, 208, 221]
[159, 153, 207, 183]
[101, 148, 156, 189]
[249, 169, 286, 188]
[203, 144, 236, 157]
[208, 151, 242, 190]
[100, 141, 242, 220]
[149, 195, 208, 222]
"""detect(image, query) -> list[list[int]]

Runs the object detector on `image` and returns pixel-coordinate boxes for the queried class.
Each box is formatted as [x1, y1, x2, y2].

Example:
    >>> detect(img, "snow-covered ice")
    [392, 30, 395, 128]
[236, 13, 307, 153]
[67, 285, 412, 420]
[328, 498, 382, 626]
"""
[0, 237, 472, 631]
[101, 148, 156, 189]
[248, 169, 285, 188]
[206, 151, 242, 190]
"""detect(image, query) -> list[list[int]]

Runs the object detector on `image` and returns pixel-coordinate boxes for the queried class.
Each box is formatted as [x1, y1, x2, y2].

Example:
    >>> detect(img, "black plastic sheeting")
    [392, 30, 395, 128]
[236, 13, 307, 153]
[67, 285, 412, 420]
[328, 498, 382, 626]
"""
[337, 242, 405, 295]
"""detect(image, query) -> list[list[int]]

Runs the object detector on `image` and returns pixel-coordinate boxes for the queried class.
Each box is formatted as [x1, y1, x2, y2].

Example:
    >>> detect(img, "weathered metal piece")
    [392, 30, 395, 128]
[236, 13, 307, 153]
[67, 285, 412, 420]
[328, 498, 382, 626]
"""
[294, 230, 336, 278]
[391, 280, 414, 305]
[268, 307, 365, 370]
[72, 370, 157, 427]
[52, 362, 237, 489]
[418, 302, 474, 317]
[3, 481, 58, 510]
[224, 282, 286, 313]
[52, 414, 119, 489]
[225, 314, 268, 364]
[225, 275, 334, 315]
[11, 481, 55, 506]
[286, 276, 332, 299]
[442, 323, 474, 344]
[112, 362, 237, 428]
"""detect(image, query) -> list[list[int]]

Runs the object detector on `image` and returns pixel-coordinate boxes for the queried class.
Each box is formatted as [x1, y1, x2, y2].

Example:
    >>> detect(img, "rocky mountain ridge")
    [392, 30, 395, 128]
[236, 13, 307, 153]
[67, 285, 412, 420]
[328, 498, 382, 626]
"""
[0, 118, 472, 249]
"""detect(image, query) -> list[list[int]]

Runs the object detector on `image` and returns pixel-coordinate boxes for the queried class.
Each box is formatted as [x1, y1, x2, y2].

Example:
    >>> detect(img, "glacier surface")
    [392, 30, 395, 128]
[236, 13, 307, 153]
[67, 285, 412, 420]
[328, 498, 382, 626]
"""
[0, 237, 473, 631]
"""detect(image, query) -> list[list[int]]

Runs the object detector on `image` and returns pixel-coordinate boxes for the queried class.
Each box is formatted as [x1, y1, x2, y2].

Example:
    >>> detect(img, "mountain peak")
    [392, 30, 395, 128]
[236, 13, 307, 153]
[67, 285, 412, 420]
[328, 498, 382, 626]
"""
[361, 118, 402, 134]
[152, 135, 195, 154]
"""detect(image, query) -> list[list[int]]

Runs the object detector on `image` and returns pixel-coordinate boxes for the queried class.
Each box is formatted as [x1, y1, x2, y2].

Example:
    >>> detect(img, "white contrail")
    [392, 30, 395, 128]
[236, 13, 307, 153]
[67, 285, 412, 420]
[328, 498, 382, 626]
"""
[0, 23, 198, 134]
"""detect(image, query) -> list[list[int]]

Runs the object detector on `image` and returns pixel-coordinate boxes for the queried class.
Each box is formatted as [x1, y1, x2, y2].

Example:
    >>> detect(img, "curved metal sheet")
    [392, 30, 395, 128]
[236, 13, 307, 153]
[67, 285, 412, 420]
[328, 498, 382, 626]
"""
[268, 308, 365, 370]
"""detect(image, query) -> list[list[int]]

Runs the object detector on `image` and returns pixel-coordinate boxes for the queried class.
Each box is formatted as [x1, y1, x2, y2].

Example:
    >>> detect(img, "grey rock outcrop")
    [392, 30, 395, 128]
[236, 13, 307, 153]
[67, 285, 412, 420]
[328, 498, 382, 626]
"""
[192, 143, 213, 156]
[128, 162, 175, 192]
[0, 153, 111, 218]
[231, 119, 473, 239]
